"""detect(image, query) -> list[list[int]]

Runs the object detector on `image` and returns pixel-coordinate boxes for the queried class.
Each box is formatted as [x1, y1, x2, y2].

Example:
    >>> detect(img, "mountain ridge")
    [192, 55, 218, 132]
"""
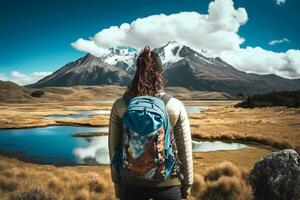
[28, 42, 300, 95]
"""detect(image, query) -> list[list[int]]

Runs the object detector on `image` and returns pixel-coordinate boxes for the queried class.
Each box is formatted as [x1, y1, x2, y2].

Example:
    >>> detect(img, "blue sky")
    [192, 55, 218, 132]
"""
[0, 0, 299, 84]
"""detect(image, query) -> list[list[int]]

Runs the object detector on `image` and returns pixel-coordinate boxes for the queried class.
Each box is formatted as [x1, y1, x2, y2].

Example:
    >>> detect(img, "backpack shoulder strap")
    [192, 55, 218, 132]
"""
[122, 92, 173, 106]
[160, 93, 173, 106]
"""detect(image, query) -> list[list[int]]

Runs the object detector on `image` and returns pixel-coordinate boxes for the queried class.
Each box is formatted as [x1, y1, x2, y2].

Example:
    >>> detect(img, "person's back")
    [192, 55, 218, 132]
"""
[108, 46, 193, 200]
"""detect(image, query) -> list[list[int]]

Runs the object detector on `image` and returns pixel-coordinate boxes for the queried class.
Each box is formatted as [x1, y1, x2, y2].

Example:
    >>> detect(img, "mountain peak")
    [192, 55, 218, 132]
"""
[79, 53, 103, 66]
[101, 46, 137, 72]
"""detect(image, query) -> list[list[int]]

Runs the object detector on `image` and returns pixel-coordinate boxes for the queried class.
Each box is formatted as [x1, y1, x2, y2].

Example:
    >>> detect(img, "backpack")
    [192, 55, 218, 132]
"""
[111, 93, 182, 181]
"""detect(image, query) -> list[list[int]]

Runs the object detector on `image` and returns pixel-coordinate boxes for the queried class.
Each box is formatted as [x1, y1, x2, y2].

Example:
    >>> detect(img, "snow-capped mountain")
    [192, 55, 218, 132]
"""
[28, 53, 131, 87]
[28, 42, 300, 94]
[153, 41, 230, 70]
[99, 41, 231, 73]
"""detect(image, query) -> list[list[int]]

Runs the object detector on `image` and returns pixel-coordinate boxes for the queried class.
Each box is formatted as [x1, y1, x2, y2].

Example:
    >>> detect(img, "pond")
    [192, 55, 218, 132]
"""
[0, 126, 253, 166]
[185, 105, 207, 113]
[44, 110, 111, 119]
[0, 126, 107, 165]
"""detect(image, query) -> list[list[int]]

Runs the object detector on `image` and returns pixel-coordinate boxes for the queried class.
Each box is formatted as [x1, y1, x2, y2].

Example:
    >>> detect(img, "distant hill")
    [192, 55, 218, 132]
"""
[28, 41, 300, 95]
[236, 90, 300, 108]
[0, 80, 34, 102]
[0, 81, 230, 103]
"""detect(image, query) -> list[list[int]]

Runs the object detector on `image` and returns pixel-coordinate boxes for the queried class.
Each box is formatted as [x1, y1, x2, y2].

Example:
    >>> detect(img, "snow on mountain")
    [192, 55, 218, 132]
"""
[100, 41, 229, 72]
[154, 41, 184, 65]
[153, 41, 227, 69]
[101, 47, 138, 72]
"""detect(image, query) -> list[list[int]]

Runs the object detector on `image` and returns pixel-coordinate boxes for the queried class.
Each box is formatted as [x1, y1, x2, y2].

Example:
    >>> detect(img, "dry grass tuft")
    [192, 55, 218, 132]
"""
[203, 176, 252, 200]
[191, 161, 253, 200]
[191, 174, 207, 199]
[88, 180, 105, 193]
[205, 161, 240, 181]
[74, 189, 90, 200]
[0, 178, 18, 192]
[16, 171, 27, 179]
[9, 185, 57, 200]
[47, 178, 64, 194]
[2, 169, 16, 178]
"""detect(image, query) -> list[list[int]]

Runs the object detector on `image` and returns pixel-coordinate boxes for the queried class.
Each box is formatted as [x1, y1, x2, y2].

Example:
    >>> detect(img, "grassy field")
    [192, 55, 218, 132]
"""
[0, 146, 270, 200]
[0, 99, 299, 199]
[189, 104, 300, 153]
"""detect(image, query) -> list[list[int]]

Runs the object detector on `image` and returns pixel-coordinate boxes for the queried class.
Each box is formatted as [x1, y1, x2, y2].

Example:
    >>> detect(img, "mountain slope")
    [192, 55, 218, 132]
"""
[29, 54, 131, 88]
[156, 42, 300, 94]
[164, 58, 300, 94]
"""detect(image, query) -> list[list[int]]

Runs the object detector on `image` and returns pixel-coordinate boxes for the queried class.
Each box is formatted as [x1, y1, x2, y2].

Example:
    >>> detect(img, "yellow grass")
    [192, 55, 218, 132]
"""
[0, 156, 113, 200]
[192, 161, 253, 200]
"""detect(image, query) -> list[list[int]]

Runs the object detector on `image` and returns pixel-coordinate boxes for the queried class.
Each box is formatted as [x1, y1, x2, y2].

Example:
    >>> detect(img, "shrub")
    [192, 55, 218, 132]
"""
[236, 90, 300, 108]
[31, 90, 44, 98]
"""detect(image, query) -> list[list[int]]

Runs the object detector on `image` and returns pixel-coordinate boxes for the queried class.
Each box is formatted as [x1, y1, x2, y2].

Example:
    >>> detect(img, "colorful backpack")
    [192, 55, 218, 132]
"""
[111, 94, 182, 181]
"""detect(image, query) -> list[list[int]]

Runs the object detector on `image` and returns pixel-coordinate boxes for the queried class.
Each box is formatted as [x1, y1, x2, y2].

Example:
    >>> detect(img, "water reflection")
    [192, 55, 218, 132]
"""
[192, 140, 250, 152]
[74, 136, 253, 165]
[73, 136, 110, 164]
[184, 106, 207, 113]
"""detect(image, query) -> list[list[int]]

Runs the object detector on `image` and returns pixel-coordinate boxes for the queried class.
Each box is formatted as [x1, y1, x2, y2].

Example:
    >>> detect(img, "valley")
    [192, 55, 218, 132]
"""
[1, 42, 299, 200]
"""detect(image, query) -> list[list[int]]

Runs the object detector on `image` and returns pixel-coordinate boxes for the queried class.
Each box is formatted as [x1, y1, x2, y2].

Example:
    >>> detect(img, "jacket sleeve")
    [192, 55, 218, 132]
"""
[108, 100, 123, 183]
[173, 100, 194, 189]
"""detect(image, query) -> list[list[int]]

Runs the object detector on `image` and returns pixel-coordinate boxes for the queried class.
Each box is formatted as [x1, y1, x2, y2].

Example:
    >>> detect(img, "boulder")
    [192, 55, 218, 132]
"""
[250, 149, 300, 200]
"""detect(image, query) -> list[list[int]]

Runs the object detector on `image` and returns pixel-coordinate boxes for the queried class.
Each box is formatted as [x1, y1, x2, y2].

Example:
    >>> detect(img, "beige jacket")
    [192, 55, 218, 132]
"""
[108, 91, 193, 195]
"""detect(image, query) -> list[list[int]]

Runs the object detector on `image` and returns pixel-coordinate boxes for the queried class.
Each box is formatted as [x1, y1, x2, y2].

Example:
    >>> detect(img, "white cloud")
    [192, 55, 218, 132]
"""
[0, 73, 7, 81]
[71, 0, 300, 79]
[72, 0, 248, 56]
[275, 0, 286, 5]
[0, 70, 52, 86]
[268, 38, 290, 45]
[220, 48, 300, 78]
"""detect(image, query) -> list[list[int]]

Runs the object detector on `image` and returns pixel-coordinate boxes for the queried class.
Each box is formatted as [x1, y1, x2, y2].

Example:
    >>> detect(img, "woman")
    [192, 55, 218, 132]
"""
[108, 46, 193, 200]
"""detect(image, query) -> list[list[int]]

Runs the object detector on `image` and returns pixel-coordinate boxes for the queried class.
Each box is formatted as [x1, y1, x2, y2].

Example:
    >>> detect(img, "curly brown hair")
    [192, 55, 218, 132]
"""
[124, 46, 165, 98]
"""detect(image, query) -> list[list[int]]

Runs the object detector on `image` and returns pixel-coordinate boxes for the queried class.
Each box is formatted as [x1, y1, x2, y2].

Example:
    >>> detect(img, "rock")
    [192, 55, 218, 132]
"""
[250, 149, 300, 200]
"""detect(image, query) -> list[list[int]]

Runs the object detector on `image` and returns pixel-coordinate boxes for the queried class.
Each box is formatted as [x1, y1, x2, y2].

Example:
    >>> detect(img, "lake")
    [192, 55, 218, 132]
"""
[0, 126, 252, 165]
[43, 105, 206, 119]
